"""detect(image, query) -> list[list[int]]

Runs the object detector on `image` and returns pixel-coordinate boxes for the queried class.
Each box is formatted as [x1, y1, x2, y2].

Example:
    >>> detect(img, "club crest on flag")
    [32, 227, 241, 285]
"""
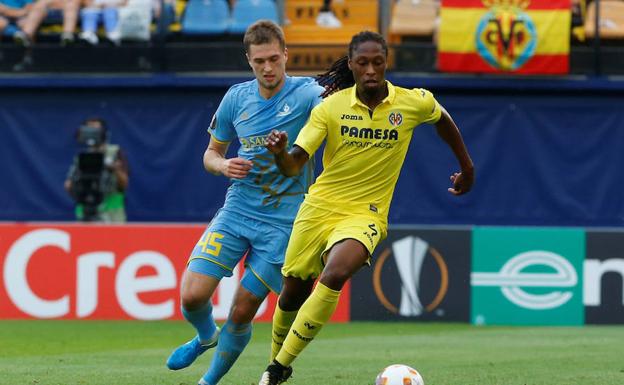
[476, 0, 537, 71]
[388, 112, 403, 127]
[438, 0, 570, 75]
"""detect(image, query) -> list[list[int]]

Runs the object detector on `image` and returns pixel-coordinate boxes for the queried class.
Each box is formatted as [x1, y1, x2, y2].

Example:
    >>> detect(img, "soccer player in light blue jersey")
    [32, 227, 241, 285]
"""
[165, 20, 325, 385]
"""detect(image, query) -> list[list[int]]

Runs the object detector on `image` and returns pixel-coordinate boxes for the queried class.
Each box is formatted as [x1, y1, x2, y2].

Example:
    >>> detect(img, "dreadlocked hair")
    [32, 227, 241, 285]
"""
[315, 55, 354, 98]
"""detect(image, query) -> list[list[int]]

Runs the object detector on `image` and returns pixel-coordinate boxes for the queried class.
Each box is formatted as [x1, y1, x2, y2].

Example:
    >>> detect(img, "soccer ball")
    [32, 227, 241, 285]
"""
[375, 364, 424, 385]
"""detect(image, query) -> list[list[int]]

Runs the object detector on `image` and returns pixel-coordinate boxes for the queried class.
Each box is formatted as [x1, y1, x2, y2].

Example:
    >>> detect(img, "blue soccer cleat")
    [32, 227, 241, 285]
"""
[166, 328, 220, 370]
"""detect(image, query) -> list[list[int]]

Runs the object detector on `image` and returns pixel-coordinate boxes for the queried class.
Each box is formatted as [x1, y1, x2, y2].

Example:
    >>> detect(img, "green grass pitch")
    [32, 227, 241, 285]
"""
[1, 320, 623, 385]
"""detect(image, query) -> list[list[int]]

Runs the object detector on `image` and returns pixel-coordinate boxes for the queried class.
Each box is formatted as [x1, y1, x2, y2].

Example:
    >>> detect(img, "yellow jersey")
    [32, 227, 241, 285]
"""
[294, 81, 442, 222]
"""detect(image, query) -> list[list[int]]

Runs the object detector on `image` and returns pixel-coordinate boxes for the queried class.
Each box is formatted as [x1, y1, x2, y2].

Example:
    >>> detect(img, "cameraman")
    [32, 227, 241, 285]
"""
[64, 118, 129, 222]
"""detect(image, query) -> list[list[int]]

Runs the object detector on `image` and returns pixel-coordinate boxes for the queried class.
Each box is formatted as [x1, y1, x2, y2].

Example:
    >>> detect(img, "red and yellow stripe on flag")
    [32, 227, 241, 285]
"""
[438, 0, 571, 74]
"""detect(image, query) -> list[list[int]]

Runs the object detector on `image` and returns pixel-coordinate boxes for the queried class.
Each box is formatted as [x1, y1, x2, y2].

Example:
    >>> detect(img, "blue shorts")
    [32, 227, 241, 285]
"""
[187, 209, 290, 298]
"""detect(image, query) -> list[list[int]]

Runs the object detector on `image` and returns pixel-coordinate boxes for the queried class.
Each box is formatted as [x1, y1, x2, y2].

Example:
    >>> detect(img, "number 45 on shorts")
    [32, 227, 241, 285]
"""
[196, 231, 224, 256]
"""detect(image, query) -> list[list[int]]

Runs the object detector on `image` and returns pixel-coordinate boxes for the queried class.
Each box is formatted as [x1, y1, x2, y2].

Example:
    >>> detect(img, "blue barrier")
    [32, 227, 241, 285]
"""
[1, 75, 623, 226]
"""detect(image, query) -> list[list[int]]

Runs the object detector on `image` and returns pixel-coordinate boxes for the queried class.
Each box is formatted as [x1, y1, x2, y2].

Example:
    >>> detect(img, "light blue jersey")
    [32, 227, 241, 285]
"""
[173, 75, 324, 385]
[209, 76, 324, 227]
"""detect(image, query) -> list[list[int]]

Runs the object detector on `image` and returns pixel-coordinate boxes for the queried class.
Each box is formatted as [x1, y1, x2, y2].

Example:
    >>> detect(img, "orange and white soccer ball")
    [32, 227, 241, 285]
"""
[375, 364, 425, 385]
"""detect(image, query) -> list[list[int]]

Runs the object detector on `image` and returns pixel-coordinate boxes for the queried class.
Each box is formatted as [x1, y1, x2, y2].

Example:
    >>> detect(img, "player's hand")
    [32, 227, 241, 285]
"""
[448, 169, 474, 196]
[221, 157, 253, 179]
[265, 130, 288, 154]
[107, 158, 123, 171]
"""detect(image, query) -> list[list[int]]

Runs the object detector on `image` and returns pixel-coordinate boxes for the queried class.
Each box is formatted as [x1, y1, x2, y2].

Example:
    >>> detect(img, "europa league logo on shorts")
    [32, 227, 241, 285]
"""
[372, 236, 449, 316]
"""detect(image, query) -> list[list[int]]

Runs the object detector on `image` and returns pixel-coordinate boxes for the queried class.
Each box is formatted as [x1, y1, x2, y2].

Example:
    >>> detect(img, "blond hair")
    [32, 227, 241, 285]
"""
[243, 20, 286, 52]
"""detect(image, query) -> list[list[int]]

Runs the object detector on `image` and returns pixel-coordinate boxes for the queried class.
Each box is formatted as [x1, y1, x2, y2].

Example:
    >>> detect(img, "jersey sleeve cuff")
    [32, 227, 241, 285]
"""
[429, 101, 443, 124]
[209, 133, 230, 145]
[294, 141, 313, 157]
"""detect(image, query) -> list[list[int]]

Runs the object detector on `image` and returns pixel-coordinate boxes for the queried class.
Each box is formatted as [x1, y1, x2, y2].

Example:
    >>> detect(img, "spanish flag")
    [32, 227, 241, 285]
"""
[438, 0, 571, 74]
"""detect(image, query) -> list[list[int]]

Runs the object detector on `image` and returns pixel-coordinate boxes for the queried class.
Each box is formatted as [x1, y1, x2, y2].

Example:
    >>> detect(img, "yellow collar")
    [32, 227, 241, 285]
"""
[350, 80, 396, 109]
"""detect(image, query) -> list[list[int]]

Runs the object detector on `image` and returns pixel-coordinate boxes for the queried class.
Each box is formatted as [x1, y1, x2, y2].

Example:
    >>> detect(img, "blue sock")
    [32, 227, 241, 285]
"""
[201, 320, 252, 385]
[182, 302, 217, 343]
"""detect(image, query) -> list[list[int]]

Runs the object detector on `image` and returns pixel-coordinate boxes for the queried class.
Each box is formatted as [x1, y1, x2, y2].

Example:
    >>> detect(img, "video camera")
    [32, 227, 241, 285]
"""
[77, 124, 107, 147]
[71, 123, 109, 221]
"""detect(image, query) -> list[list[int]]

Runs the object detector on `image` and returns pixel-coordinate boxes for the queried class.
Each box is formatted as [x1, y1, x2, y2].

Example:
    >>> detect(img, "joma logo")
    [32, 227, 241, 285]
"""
[340, 114, 363, 121]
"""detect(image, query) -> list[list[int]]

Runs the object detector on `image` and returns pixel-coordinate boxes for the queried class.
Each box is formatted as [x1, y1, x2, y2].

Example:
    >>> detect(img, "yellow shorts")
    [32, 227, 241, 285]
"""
[282, 201, 387, 280]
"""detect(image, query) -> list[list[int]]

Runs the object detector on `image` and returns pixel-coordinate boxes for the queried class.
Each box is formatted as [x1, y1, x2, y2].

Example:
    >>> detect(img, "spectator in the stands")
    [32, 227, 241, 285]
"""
[152, 0, 175, 35]
[13, 0, 80, 46]
[571, 0, 586, 41]
[79, 0, 128, 45]
[316, 0, 341, 28]
[0, 0, 32, 42]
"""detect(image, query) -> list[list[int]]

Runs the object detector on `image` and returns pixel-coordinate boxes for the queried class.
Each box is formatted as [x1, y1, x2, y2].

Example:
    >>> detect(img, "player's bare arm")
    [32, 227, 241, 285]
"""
[265, 129, 309, 177]
[204, 137, 253, 179]
[435, 107, 475, 195]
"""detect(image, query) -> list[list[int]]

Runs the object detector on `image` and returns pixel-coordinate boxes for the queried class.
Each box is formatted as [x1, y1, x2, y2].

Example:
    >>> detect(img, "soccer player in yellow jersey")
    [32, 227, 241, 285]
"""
[257, 31, 475, 385]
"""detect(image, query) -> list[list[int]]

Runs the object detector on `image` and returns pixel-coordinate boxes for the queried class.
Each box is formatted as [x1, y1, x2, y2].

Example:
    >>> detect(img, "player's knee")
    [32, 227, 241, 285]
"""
[278, 277, 314, 310]
[229, 292, 263, 323]
[278, 292, 296, 310]
[319, 268, 351, 291]
[279, 287, 308, 310]
[180, 290, 209, 311]
[229, 303, 256, 324]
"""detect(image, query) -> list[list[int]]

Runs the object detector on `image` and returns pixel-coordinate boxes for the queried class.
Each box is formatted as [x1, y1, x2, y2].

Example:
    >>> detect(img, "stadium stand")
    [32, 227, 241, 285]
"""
[1, 0, 624, 74]
[79, 1, 128, 46]
[571, 0, 586, 41]
[282, 0, 379, 70]
[283, 0, 378, 44]
[22, 0, 174, 43]
[229, 0, 279, 33]
[10, 0, 81, 45]
[182, 0, 229, 35]
[584, 0, 624, 39]
[166, 0, 187, 32]
[388, 0, 438, 43]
